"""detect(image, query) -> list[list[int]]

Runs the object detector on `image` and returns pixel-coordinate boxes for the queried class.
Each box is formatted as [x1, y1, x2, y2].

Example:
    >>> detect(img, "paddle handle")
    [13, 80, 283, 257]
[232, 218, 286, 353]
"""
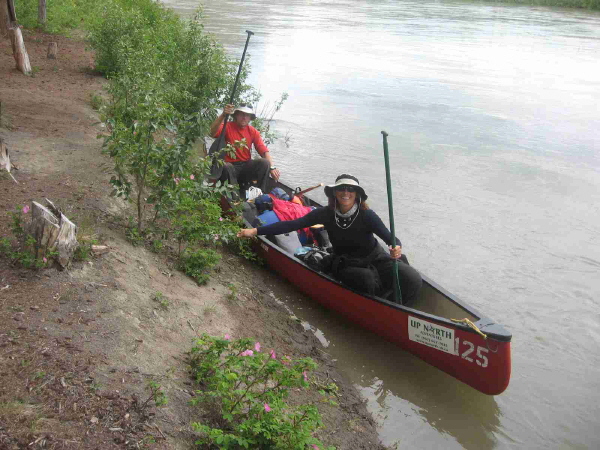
[295, 183, 323, 197]
[382, 131, 401, 304]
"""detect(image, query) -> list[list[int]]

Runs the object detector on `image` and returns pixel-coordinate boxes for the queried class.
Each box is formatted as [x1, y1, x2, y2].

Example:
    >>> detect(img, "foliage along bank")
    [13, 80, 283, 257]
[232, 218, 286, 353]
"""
[480, 0, 599, 8]
[13, 0, 276, 282]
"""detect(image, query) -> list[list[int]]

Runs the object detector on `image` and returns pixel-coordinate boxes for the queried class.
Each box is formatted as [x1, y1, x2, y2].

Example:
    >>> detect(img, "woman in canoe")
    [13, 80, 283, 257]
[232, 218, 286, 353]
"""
[237, 174, 422, 305]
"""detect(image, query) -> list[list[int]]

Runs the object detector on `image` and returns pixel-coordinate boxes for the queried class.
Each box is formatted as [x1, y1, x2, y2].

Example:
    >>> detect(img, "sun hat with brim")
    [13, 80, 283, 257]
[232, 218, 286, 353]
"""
[233, 105, 256, 120]
[324, 174, 368, 200]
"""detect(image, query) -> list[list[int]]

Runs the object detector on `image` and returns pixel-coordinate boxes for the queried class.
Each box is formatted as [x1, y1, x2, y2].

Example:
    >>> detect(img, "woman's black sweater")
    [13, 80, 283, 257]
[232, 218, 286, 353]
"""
[256, 207, 400, 258]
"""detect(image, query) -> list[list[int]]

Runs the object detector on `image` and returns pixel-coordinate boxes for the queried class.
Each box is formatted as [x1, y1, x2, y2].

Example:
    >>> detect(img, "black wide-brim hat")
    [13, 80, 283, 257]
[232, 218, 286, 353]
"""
[324, 174, 368, 200]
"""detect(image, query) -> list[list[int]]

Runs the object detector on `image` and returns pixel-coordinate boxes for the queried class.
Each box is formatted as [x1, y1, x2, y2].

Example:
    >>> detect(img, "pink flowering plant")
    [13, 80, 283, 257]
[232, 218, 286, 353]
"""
[189, 334, 335, 449]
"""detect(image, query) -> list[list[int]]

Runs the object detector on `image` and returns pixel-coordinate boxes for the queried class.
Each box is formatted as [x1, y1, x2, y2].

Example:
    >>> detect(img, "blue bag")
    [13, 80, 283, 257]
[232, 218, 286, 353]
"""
[270, 187, 290, 201]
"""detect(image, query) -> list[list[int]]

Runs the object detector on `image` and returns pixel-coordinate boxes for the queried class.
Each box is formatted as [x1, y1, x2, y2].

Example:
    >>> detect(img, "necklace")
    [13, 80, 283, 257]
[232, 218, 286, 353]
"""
[335, 200, 361, 229]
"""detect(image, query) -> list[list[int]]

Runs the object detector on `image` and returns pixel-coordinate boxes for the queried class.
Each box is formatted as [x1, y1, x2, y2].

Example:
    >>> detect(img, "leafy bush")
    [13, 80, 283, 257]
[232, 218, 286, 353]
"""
[88, 2, 245, 118]
[178, 248, 221, 285]
[189, 334, 335, 450]
[15, 0, 100, 34]
[15, 0, 179, 35]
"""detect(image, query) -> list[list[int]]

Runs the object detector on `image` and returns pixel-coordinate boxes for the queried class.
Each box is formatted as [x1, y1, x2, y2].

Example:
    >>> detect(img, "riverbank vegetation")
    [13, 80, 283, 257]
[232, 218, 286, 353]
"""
[5, 1, 348, 448]
[478, 0, 599, 9]
[13, 0, 600, 32]
[16, 0, 281, 281]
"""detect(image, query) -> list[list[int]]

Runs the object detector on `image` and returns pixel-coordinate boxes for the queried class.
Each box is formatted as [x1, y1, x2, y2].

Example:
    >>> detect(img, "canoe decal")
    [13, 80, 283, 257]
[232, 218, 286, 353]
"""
[408, 317, 456, 355]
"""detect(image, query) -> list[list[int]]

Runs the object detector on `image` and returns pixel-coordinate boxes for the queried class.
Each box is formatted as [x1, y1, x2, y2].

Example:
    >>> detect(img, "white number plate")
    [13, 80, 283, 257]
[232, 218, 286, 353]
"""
[408, 317, 456, 355]
[408, 317, 490, 368]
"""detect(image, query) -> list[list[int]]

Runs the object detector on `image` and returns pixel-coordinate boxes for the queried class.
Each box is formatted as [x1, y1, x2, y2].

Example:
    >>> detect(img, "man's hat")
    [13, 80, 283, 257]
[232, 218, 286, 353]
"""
[233, 104, 256, 120]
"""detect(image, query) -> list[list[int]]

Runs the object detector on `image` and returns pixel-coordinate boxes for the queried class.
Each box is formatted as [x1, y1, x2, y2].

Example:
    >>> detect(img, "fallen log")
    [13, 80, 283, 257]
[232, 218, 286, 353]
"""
[91, 245, 110, 255]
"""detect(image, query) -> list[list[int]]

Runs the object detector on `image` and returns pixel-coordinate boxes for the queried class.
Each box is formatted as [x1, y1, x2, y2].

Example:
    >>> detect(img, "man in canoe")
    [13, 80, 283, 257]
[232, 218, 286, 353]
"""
[237, 174, 422, 305]
[209, 104, 281, 194]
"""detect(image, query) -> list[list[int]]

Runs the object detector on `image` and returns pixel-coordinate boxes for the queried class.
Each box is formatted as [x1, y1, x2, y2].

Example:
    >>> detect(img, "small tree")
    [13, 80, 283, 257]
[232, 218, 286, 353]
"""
[1, 0, 10, 37]
[38, 0, 46, 26]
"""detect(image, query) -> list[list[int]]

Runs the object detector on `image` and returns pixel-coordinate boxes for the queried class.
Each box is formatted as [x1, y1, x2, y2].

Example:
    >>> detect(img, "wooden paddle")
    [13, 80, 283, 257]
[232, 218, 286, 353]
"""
[290, 183, 323, 205]
[293, 182, 323, 198]
[208, 30, 254, 179]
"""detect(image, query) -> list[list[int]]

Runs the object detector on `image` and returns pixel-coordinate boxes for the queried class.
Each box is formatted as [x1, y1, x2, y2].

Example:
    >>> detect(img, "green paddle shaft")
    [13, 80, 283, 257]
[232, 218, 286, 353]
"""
[381, 131, 401, 304]
[215, 31, 254, 153]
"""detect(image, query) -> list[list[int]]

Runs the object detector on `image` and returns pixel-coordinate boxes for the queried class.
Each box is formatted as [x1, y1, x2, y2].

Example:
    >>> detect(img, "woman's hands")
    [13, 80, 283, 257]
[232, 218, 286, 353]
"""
[237, 228, 258, 238]
[389, 245, 402, 260]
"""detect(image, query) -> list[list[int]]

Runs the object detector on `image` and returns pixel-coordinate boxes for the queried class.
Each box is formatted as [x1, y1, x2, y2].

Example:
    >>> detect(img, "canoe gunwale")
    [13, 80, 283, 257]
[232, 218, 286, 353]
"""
[254, 230, 512, 343]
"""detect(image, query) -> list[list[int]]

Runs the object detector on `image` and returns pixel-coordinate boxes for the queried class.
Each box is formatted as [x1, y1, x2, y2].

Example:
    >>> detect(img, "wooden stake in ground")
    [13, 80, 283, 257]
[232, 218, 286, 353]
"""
[47, 41, 57, 59]
[0, 137, 18, 183]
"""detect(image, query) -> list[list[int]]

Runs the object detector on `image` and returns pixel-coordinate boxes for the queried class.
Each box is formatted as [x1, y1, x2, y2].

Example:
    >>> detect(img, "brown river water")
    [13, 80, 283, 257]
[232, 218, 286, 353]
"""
[163, 1, 600, 448]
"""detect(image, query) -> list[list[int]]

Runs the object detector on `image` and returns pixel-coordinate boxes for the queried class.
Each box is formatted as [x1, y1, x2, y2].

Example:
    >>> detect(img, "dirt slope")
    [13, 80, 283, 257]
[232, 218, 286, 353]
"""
[0, 31, 386, 449]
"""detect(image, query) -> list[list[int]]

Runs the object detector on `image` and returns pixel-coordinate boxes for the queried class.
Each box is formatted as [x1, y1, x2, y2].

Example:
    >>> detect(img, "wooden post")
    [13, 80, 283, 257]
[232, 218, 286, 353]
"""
[47, 41, 57, 59]
[38, 0, 46, 26]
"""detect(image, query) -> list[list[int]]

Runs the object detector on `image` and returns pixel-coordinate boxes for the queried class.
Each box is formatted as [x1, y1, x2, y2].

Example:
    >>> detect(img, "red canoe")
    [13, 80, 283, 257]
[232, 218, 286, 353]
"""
[224, 183, 512, 395]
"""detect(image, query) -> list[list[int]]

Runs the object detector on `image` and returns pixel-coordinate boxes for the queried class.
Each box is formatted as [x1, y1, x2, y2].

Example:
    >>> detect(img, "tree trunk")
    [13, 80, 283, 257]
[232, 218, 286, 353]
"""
[9, 25, 31, 75]
[28, 200, 79, 268]
[47, 41, 57, 59]
[4, 0, 31, 75]
[38, 0, 46, 26]
[55, 213, 77, 267]
[29, 202, 61, 259]
[0, 0, 9, 37]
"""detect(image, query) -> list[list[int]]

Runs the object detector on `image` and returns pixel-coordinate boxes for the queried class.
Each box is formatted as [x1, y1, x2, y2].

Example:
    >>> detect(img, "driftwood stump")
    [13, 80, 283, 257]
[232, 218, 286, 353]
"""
[0, 137, 17, 183]
[27, 200, 78, 268]
[47, 41, 57, 59]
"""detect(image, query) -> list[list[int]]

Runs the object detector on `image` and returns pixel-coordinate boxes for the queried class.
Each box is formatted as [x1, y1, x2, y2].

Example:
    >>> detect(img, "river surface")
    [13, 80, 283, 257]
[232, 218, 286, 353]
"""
[163, 0, 600, 448]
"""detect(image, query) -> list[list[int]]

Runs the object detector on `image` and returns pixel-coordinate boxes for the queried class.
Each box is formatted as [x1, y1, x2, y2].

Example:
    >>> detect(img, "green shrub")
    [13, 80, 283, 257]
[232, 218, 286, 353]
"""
[189, 334, 335, 450]
[178, 248, 221, 285]
[15, 0, 99, 34]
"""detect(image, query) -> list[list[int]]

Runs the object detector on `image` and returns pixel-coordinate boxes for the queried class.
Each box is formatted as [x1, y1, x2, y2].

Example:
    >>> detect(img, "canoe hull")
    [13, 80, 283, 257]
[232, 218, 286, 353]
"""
[221, 188, 511, 395]
[254, 237, 511, 396]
